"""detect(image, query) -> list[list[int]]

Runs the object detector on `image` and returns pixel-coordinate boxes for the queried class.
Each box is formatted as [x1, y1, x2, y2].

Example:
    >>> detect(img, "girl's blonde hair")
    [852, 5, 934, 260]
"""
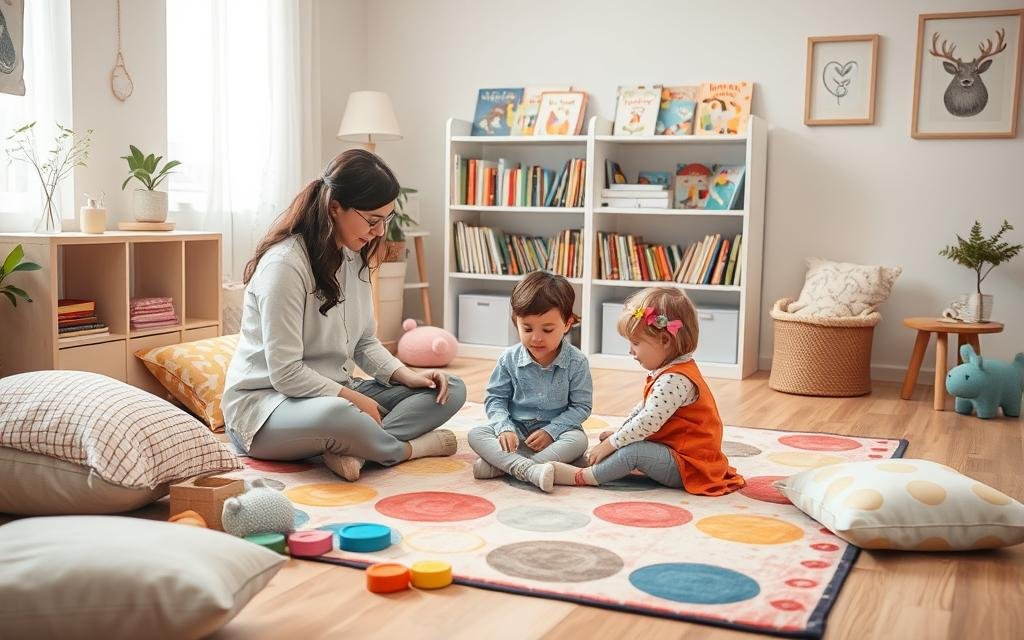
[616, 287, 699, 358]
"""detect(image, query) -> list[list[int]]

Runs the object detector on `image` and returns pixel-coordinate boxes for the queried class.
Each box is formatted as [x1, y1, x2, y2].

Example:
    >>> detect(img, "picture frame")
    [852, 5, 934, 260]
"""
[804, 34, 879, 126]
[912, 9, 1024, 139]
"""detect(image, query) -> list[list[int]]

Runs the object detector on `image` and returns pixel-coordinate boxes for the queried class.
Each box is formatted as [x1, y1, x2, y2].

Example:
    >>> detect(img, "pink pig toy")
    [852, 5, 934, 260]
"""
[397, 319, 458, 367]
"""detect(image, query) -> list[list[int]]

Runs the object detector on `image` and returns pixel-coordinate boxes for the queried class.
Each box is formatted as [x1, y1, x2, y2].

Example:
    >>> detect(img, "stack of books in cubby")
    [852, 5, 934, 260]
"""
[453, 221, 582, 278]
[452, 156, 586, 208]
[57, 299, 109, 341]
[596, 232, 741, 285]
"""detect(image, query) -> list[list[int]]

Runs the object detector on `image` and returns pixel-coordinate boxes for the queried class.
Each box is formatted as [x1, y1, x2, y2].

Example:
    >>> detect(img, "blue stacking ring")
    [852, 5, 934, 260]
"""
[339, 523, 392, 552]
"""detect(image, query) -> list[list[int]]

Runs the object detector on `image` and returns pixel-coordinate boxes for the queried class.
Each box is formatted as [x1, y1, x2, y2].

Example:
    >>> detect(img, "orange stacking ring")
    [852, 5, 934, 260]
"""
[366, 562, 410, 593]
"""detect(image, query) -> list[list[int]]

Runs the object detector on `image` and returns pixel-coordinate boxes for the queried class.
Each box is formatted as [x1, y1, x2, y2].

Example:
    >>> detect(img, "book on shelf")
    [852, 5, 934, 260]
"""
[471, 88, 524, 136]
[705, 165, 746, 210]
[613, 86, 661, 136]
[671, 233, 743, 285]
[695, 81, 753, 136]
[604, 184, 667, 192]
[673, 164, 712, 209]
[58, 315, 100, 328]
[596, 232, 689, 283]
[533, 91, 588, 136]
[637, 171, 671, 186]
[600, 185, 670, 208]
[452, 222, 582, 278]
[57, 298, 95, 315]
[604, 160, 627, 187]
[57, 325, 110, 339]
[511, 86, 571, 136]
[656, 85, 700, 135]
[453, 157, 585, 207]
[601, 197, 671, 208]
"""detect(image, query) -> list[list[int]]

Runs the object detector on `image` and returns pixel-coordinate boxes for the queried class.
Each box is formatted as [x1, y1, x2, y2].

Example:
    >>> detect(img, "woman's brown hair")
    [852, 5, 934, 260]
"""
[244, 149, 400, 315]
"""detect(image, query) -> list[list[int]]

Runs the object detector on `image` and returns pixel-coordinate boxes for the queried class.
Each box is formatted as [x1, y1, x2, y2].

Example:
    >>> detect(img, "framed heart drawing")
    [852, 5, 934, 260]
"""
[804, 34, 879, 125]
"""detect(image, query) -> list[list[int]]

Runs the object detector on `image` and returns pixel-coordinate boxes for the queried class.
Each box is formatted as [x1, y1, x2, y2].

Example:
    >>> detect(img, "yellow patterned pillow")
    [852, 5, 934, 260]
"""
[776, 459, 1024, 550]
[135, 334, 239, 432]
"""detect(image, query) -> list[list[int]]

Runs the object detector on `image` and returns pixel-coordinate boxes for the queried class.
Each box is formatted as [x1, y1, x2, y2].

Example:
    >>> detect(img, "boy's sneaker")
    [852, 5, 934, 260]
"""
[472, 457, 504, 479]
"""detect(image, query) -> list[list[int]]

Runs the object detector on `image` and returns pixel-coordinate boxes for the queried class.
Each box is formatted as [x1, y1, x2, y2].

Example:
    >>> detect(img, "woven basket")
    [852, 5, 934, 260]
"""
[768, 298, 880, 397]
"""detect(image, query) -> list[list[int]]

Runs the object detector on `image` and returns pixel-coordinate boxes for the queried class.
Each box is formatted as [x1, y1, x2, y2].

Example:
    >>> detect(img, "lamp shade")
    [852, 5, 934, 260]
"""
[336, 91, 402, 144]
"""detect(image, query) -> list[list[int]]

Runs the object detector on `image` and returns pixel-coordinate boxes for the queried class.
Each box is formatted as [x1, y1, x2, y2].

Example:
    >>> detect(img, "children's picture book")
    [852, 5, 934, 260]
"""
[637, 171, 671, 186]
[534, 91, 588, 136]
[605, 159, 627, 186]
[695, 82, 753, 135]
[471, 88, 524, 136]
[705, 165, 746, 210]
[613, 86, 661, 136]
[655, 86, 700, 135]
[673, 163, 712, 209]
[511, 86, 572, 136]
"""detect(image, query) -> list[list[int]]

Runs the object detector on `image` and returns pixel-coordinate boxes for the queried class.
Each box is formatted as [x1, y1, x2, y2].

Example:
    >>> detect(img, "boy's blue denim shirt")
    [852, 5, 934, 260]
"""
[484, 339, 593, 439]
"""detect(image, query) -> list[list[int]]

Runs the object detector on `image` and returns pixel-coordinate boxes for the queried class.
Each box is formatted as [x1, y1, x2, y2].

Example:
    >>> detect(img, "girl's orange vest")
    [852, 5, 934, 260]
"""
[645, 359, 745, 496]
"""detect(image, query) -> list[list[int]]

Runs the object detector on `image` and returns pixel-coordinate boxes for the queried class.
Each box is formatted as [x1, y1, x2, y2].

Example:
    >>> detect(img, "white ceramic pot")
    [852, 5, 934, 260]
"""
[375, 260, 407, 346]
[133, 189, 168, 223]
[947, 293, 994, 323]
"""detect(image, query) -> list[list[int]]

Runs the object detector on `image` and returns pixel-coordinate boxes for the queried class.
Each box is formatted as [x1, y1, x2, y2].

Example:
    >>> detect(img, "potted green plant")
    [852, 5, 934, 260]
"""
[0, 244, 41, 307]
[939, 219, 1021, 322]
[120, 145, 181, 223]
[5, 122, 92, 234]
[375, 187, 418, 347]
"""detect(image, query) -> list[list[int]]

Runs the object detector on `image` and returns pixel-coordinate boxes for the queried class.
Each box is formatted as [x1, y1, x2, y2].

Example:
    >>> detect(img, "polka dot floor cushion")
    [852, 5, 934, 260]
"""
[775, 459, 1024, 550]
[135, 333, 239, 432]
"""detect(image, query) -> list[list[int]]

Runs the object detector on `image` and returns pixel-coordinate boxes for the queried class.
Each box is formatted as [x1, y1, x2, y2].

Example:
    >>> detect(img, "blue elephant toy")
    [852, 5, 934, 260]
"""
[945, 345, 1024, 419]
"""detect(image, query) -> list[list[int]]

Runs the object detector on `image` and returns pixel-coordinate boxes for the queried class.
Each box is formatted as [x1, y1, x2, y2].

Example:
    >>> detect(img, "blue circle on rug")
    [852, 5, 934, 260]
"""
[319, 522, 403, 548]
[629, 563, 760, 604]
[294, 509, 310, 528]
[497, 505, 590, 532]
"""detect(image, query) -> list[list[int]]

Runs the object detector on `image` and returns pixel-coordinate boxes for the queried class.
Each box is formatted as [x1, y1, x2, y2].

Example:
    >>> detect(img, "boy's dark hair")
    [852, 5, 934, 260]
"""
[510, 271, 576, 323]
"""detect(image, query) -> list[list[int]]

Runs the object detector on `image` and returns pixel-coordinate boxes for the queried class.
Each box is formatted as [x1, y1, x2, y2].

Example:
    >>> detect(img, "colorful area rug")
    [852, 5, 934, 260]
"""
[234, 403, 907, 639]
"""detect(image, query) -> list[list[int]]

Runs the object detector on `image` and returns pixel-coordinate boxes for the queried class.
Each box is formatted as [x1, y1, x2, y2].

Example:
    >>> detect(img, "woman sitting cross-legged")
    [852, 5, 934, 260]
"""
[222, 149, 466, 481]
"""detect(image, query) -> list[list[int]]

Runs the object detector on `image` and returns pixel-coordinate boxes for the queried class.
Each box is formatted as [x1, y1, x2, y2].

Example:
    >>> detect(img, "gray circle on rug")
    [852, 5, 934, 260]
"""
[253, 477, 286, 491]
[487, 541, 624, 582]
[722, 441, 762, 457]
[496, 505, 591, 532]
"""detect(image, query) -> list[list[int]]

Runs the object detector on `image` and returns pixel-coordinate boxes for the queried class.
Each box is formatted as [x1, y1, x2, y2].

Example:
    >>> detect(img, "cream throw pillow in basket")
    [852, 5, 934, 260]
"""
[788, 258, 901, 318]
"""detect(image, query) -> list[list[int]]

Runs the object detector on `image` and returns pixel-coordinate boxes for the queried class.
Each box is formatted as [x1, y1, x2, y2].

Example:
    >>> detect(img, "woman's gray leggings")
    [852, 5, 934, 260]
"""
[241, 376, 466, 466]
[592, 440, 684, 488]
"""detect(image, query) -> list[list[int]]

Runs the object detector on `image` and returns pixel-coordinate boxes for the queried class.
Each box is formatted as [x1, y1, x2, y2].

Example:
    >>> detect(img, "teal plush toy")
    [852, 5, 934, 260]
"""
[945, 345, 1024, 419]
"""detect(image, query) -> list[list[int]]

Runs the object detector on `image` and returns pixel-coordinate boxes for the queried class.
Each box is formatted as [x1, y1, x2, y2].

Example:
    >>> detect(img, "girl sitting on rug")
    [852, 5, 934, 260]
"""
[551, 287, 745, 495]
[468, 271, 593, 493]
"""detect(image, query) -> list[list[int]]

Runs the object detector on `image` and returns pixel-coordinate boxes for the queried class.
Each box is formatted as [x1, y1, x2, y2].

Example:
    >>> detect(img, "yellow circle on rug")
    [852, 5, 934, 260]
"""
[410, 560, 453, 589]
[767, 452, 845, 468]
[582, 415, 609, 430]
[284, 483, 377, 507]
[404, 529, 485, 554]
[395, 457, 467, 475]
[696, 515, 804, 545]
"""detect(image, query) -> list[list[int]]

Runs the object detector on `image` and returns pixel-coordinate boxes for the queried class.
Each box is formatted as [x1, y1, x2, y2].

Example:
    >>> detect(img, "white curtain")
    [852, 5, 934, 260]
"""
[167, 0, 320, 280]
[0, 0, 72, 231]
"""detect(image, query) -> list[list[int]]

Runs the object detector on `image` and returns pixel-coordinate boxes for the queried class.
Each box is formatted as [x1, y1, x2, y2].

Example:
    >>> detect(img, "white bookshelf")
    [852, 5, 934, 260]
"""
[443, 116, 767, 379]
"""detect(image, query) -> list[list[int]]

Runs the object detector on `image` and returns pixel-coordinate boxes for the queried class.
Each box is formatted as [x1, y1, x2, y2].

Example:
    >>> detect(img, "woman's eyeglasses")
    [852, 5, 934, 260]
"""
[352, 208, 395, 230]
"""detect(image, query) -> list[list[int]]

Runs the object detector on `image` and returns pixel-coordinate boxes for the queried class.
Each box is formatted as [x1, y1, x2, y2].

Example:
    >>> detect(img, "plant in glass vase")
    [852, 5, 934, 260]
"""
[939, 219, 1021, 322]
[5, 122, 93, 234]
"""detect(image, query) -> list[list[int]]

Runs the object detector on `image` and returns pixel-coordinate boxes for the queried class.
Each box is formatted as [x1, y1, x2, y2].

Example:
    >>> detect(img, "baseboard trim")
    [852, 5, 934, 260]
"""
[758, 356, 930, 384]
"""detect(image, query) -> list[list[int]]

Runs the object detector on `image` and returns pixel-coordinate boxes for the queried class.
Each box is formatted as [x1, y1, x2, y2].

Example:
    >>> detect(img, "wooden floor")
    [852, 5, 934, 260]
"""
[214, 358, 1024, 640]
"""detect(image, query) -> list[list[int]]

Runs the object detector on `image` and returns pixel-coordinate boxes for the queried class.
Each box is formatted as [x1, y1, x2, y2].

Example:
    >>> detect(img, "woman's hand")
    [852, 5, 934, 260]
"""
[587, 438, 616, 466]
[499, 431, 519, 453]
[339, 388, 382, 425]
[525, 430, 554, 452]
[391, 367, 450, 404]
[598, 430, 614, 442]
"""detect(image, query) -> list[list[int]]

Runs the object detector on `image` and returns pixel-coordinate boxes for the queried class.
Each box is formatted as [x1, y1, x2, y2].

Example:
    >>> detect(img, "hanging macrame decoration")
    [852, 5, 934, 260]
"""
[111, 0, 133, 101]
[0, 0, 26, 97]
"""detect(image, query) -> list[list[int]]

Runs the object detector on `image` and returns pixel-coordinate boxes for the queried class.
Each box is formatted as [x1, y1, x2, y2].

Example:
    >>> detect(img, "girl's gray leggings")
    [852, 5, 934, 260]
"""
[238, 376, 466, 466]
[592, 440, 684, 488]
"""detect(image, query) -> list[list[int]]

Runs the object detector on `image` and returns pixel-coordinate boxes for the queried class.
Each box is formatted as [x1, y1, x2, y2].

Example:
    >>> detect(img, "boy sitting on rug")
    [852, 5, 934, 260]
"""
[552, 287, 745, 495]
[468, 271, 592, 493]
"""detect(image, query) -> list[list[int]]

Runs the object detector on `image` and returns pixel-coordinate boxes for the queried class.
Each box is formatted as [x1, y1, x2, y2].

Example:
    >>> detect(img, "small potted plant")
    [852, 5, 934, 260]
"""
[939, 219, 1021, 322]
[0, 244, 41, 307]
[121, 145, 181, 223]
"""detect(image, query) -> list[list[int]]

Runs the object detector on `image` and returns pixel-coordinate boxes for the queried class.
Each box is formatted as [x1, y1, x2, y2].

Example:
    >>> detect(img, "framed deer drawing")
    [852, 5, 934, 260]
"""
[805, 34, 879, 125]
[912, 9, 1024, 139]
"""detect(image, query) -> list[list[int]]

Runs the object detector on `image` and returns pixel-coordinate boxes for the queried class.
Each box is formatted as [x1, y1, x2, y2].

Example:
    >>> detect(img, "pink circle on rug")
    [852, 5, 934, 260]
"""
[738, 476, 791, 504]
[375, 491, 495, 522]
[593, 501, 693, 528]
[241, 457, 314, 473]
[810, 543, 840, 552]
[819, 527, 834, 536]
[771, 599, 805, 611]
[870, 447, 888, 452]
[778, 435, 861, 451]
[785, 578, 818, 588]
[801, 560, 830, 569]
[868, 454, 883, 459]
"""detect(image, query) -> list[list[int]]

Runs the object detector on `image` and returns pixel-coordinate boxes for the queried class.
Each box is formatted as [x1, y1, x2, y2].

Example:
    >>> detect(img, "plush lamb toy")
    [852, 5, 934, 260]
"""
[945, 345, 1024, 419]
[221, 478, 295, 538]
[397, 319, 458, 367]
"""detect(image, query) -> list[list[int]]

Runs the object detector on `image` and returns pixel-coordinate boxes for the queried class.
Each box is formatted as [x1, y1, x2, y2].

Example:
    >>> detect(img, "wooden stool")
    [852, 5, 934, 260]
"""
[899, 317, 1004, 411]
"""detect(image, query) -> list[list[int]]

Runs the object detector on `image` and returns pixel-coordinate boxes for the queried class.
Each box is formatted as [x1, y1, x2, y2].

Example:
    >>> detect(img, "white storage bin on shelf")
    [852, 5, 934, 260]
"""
[458, 294, 518, 347]
[693, 306, 738, 364]
[601, 302, 629, 355]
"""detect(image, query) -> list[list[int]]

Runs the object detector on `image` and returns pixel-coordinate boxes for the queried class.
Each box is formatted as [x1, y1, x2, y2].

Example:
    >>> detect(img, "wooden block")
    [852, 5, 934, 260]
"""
[117, 221, 176, 231]
[169, 474, 245, 532]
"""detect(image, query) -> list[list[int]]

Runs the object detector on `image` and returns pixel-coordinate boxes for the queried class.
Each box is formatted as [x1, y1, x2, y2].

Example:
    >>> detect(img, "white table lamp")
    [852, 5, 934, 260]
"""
[336, 90, 402, 153]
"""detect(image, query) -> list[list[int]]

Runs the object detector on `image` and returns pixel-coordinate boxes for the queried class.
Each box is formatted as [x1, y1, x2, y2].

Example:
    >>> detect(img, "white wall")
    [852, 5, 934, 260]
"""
[318, 0, 369, 165]
[349, 0, 1024, 377]
[71, 0, 166, 229]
